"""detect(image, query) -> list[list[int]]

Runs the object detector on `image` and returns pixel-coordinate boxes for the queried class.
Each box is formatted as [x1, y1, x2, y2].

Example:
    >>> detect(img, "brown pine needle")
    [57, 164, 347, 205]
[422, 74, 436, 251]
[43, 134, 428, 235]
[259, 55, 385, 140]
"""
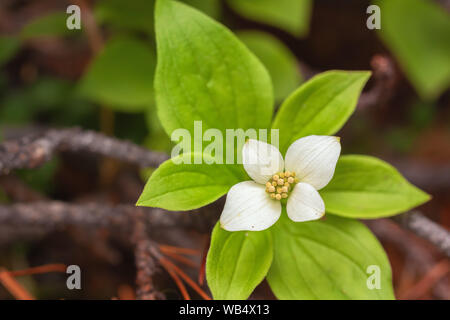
[402, 260, 450, 300]
[0, 268, 35, 300]
[117, 284, 136, 300]
[161, 250, 197, 268]
[159, 258, 191, 300]
[198, 256, 206, 286]
[161, 256, 211, 300]
[159, 244, 201, 256]
[198, 236, 210, 286]
[8, 264, 67, 277]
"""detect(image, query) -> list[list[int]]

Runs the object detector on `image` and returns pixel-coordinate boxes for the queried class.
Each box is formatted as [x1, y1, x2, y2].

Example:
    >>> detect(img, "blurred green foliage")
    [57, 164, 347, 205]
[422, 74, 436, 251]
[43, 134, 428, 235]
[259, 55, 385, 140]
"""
[0, 77, 95, 127]
[16, 158, 60, 194]
[145, 106, 172, 152]
[385, 100, 436, 154]
[227, 0, 312, 37]
[0, 36, 20, 67]
[95, 0, 220, 36]
[95, 0, 156, 34]
[182, 0, 221, 19]
[376, 0, 450, 100]
[78, 36, 156, 112]
[1, 0, 309, 153]
[0, 188, 8, 203]
[21, 12, 81, 39]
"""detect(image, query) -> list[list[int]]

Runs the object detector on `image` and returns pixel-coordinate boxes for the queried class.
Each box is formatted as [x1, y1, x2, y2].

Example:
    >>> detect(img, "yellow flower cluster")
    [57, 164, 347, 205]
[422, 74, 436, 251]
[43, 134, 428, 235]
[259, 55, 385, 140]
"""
[265, 171, 299, 200]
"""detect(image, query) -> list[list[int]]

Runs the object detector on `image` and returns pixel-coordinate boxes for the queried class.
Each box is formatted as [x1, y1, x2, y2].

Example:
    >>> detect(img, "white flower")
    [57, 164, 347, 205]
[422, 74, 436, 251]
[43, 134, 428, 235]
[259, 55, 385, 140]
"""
[219, 135, 341, 231]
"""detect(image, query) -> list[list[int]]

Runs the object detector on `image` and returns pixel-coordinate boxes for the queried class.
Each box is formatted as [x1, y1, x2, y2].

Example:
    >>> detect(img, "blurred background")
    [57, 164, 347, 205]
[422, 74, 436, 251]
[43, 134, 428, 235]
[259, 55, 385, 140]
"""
[0, 0, 449, 299]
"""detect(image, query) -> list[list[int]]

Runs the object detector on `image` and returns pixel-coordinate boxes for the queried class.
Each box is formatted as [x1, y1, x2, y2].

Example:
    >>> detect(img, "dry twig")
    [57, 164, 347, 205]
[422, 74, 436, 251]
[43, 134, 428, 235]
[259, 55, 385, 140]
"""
[0, 201, 217, 237]
[400, 260, 450, 300]
[357, 55, 398, 110]
[0, 128, 168, 174]
[131, 209, 165, 300]
[393, 211, 450, 258]
[1, 127, 449, 299]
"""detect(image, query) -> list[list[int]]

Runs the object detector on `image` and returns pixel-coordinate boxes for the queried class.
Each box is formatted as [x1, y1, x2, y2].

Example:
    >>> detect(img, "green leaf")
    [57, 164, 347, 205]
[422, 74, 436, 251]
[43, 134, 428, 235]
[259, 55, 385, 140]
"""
[21, 12, 78, 39]
[95, 0, 155, 34]
[227, 0, 312, 37]
[375, 0, 450, 100]
[154, 0, 273, 139]
[206, 223, 273, 300]
[272, 70, 370, 154]
[78, 36, 156, 112]
[136, 153, 241, 210]
[267, 213, 395, 300]
[0, 36, 20, 67]
[320, 155, 430, 218]
[237, 31, 302, 103]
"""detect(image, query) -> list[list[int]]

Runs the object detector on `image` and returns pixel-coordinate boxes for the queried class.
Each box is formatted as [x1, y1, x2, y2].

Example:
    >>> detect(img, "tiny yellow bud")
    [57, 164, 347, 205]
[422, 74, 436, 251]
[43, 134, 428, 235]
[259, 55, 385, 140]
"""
[275, 194, 282, 200]
[276, 187, 282, 194]
[273, 174, 279, 181]
[272, 181, 277, 186]
[277, 179, 284, 185]
[287, 177, 295, 184]
[279, 172, 285, 178]
[270, 193, 276, 199]
[294, 178, 300, 183]
[281, 193, 288, 199]
[291, 172, 296, 177]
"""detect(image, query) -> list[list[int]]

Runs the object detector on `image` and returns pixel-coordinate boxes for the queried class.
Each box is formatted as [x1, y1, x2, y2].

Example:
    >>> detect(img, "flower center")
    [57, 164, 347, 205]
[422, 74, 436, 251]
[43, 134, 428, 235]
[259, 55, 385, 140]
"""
[265, 171, 299, 201]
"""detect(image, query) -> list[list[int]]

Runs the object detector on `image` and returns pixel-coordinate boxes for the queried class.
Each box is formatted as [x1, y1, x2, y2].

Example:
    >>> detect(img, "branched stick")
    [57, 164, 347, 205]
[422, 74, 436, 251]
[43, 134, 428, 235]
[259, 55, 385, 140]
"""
[392, 211, 450, 258]
[300, 54, 398, 111]
[0, 128, 449, 256]
[0, 128, 168, 174]
[2, 127, 449, 189]
[0, 201, 217, 298]
[357, 55, 397, 110]
[131, 209, 165, 300]
[0, 201, 217, 235]
[0, 201, 448, 258]
[366, 218, 449, 299]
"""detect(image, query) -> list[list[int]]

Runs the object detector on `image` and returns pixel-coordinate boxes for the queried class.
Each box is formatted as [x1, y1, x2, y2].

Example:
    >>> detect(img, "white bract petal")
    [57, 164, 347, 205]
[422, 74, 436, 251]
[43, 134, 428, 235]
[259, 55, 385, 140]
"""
[220, 181, 282, 231]
[284, 135, 341, 190]
[286, 182, 325, 222]
[242, 139, 284, 184]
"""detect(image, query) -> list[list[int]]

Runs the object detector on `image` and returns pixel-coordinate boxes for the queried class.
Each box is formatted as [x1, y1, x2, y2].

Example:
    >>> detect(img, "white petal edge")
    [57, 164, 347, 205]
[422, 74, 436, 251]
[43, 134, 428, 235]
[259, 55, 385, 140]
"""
[220, 181, 282, 231]
[286, 182, 325, 222]
[284, 135, 341, 190]
[242, 139, 284, 184]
